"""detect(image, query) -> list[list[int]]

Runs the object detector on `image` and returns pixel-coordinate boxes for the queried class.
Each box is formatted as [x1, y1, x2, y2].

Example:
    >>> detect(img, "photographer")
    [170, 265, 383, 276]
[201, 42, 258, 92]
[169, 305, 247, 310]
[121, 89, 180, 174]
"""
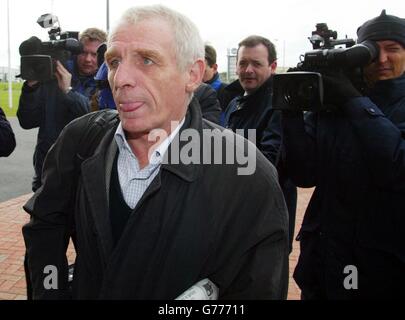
[0, 106, 16, 157]
[282, 10, 405, 299]
[17, 27, 107, 192]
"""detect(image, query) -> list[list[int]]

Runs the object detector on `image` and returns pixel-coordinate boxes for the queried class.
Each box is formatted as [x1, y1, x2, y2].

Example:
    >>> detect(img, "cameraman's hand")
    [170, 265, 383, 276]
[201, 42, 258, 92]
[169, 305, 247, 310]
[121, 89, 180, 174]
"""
[55, 60, 72, 94]
[322, 71, 361, 106]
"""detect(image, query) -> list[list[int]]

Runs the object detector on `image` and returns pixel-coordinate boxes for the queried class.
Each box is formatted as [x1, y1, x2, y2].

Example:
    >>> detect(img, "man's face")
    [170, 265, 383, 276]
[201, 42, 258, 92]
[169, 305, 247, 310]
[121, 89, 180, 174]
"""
[203, 60, 217, 82]
[106, 20, 203, 138]
[77, 39, 102, 76]
[364, 40, 405, 82]
[236, 44, 276, 94]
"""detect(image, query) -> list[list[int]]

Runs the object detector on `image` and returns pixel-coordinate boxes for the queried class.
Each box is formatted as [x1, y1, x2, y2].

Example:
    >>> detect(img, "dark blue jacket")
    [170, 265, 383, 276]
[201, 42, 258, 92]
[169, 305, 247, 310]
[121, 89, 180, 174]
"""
[222, 77, 297, 252]
[283, 74, 405, 299]
[205, 72, 227, 111]
[222, 77, 281, 165]
[0, 107, 16, 157]
[17, 59, 96, 191]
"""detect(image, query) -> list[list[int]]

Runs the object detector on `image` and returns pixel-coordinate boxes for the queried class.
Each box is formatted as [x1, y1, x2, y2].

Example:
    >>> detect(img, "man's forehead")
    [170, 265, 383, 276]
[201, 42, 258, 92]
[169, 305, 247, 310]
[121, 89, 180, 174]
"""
[108, 20, 174, 50]
[377, 39, 404, 47]
[238, 44, 268, 56]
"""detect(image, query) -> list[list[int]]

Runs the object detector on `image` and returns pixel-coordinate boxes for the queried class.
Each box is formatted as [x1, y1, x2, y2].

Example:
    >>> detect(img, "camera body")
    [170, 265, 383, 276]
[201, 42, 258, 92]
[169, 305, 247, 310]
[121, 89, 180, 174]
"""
[19, 14, 83, 81]
[272, 23, 379, 111]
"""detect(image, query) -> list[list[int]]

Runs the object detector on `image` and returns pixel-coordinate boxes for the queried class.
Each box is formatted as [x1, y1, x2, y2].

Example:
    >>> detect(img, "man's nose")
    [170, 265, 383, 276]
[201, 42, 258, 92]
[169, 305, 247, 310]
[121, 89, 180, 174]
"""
[86, 53, 95, 62]
[112, 61, 137, 88]
[245, 63, 255, 73]
[378, 50, 388, 63]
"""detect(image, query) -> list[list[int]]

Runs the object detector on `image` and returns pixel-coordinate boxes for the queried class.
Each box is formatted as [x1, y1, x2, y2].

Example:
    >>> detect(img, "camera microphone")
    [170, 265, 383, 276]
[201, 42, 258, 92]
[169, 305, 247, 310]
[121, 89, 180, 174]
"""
[19, 36, 42, 55]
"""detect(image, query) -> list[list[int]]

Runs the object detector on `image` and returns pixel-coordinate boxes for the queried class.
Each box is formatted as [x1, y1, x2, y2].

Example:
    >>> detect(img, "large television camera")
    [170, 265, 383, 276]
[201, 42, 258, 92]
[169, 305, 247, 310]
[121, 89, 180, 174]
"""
[19, 14, 83, 81]
[272, 23, 379, 111]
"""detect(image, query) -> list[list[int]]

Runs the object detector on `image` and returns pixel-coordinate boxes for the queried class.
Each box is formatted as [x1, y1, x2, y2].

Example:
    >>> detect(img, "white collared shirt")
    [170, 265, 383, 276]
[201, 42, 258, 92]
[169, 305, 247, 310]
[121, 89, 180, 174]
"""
[114, 119, 185, 209]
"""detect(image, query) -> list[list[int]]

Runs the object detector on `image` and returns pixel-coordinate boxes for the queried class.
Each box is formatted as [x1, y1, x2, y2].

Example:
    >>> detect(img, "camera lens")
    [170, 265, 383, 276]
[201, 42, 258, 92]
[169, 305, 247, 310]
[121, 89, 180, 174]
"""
[283, 79, 318, 107]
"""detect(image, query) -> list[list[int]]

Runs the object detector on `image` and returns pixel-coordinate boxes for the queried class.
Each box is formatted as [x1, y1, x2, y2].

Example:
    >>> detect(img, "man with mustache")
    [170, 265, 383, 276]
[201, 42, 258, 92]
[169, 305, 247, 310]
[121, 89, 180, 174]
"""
[282, 10, 405, 299]
[221, 35, 297, 253]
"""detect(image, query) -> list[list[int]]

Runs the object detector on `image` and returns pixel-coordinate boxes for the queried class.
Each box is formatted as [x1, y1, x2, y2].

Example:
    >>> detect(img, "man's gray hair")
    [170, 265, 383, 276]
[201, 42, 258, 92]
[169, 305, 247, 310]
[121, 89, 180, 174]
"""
[108, 5, 204, 71]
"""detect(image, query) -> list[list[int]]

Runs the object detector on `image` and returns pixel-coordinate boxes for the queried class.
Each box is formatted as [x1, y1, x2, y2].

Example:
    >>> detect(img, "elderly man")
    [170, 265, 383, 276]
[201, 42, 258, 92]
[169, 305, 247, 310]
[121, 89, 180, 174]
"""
[282, 10, 405, 299]
[22, 5, 289, 300]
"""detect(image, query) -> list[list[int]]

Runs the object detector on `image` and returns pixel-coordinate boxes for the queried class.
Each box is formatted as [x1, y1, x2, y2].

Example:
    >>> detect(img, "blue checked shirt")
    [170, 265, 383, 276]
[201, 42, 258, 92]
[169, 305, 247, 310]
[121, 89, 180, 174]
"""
[114, 119, 185, 209]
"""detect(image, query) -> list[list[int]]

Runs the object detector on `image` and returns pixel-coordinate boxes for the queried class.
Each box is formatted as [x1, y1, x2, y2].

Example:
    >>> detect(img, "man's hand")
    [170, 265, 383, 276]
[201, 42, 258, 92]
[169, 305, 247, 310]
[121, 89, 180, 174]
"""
[322, 71, 362, 106]
[55, 61, 72, 94]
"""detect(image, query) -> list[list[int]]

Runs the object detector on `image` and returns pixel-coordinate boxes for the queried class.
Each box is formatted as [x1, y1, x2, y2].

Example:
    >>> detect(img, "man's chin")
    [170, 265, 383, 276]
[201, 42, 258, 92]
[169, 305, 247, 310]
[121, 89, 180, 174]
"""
[79, 68, 97, 77]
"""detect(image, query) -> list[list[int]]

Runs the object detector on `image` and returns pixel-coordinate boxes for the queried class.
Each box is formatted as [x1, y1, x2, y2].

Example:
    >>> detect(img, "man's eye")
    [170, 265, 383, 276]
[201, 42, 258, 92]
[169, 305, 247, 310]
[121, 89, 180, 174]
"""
[108, 59, 120, 69]
[143, 58, 154, 65]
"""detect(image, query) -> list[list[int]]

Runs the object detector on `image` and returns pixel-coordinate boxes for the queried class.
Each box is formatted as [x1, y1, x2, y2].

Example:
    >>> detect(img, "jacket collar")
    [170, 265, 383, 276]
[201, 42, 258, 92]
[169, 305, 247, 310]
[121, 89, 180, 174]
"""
[236, 76, 273, 111]
[369, 73, 405, 109]
[161, 97, 203, 182]
[81, 127, 118, 264]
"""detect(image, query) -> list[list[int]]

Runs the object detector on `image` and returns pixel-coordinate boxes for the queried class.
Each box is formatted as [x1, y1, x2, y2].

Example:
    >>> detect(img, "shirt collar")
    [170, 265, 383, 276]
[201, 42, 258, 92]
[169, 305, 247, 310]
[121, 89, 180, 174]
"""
[114, 118, 185, 165]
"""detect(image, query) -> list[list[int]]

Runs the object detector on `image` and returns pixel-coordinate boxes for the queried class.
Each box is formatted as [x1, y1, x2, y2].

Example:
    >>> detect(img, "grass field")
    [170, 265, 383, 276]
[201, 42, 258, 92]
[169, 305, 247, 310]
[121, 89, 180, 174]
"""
[0, 82, 22, 117]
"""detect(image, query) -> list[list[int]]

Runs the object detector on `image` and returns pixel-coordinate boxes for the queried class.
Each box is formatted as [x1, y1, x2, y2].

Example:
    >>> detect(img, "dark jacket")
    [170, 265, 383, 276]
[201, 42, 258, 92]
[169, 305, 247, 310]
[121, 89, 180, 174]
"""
[194, 83, 221, 124]
[0, 107, 16, 157]
[22, 98, 289, 300]
[283, 74, 405, 299]
[222, 77, 281, 162]
[205, 72, 227, 110]
[220, 79, 244, 113]
[221, 76, 297, 252]
[17, 63, 96, 191]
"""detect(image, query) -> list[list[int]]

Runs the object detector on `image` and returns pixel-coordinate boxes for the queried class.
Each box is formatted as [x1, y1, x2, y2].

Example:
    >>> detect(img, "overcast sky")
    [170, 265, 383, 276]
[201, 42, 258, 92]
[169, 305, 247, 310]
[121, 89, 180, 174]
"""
[0, 0, 404, 72]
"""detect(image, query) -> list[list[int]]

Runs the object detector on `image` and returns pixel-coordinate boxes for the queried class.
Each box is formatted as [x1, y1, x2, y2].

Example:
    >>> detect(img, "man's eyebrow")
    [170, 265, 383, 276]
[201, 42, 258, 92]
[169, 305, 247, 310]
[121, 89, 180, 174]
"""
[385, 43, 401, 48]
[136, 48, 164, 61]
[105, 48, 164, 62]
[104, 48, 118, 61]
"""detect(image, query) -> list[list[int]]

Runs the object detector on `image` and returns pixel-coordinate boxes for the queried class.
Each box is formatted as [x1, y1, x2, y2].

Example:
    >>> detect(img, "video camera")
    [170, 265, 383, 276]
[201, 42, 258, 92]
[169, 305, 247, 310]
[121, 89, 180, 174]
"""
[19, 14, 83, 81]
[272, 23, 379, 111]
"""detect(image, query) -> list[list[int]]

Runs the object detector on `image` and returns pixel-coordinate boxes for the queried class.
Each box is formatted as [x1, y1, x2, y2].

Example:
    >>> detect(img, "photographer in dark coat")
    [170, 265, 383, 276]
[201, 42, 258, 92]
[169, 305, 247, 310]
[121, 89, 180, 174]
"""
[282, 10, 405, 299]
[17, 28, 107, 192]
[0, 107, 16, 157]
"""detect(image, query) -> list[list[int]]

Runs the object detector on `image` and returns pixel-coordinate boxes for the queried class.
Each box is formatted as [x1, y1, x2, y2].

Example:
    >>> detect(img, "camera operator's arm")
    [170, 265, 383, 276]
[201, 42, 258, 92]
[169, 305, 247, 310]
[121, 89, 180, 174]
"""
[343, 97, 405, 190]
[323, 72, 405, 190]
[281, 111, 318, 187]
[0, 107, 16, 157]
[17, 80, 44, 129]
[55, 61, 90, 117]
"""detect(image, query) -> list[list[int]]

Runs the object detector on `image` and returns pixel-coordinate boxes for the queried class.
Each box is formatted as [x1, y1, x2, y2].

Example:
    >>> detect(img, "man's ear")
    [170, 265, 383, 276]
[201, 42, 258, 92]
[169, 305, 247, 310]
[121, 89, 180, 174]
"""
[186, 59, 205, 93]
[270, 61, 277, 74]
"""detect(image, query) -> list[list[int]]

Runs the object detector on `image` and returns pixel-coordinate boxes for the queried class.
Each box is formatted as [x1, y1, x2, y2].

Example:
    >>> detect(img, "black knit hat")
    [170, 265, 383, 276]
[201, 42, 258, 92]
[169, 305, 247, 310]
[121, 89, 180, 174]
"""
[357, 10, 405, 47]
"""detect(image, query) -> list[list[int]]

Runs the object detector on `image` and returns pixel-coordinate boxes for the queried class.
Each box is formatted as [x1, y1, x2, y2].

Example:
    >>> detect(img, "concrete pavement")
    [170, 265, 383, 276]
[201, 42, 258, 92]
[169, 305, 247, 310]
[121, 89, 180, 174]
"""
[0, 117, 37, 202]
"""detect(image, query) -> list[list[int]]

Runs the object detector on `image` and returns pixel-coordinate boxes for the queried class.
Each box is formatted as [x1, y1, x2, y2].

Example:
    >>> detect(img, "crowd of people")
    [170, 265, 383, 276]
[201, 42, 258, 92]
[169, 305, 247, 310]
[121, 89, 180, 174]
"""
[0, 4, 404, 300]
